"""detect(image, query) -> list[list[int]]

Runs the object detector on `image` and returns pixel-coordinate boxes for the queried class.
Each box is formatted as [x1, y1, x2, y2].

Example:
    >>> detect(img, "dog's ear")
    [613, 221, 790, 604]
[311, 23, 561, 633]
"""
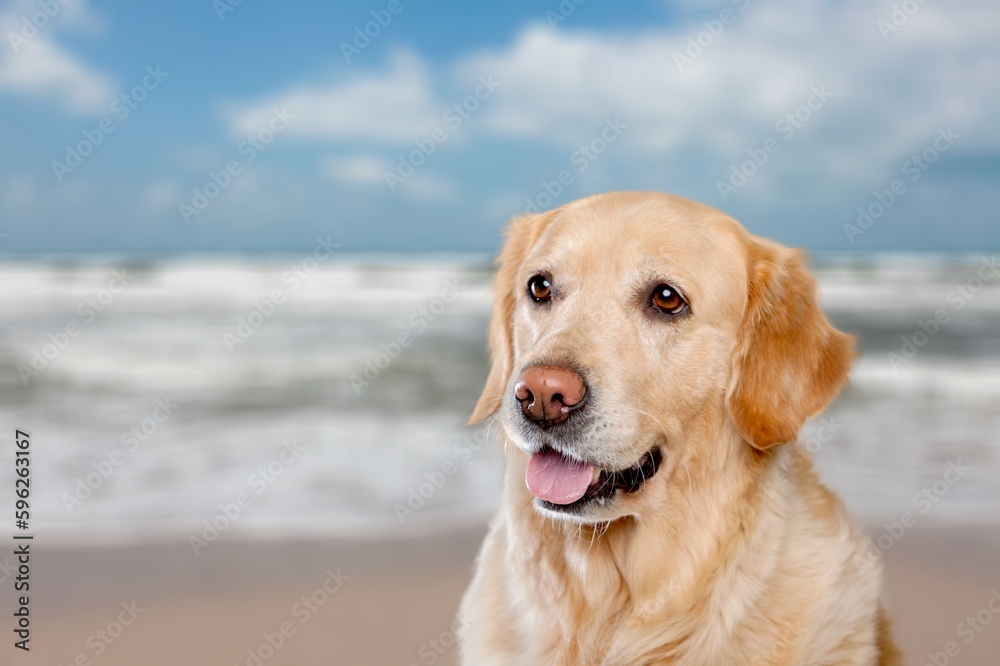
[469, 212, 553, 424]
[726, 239, 854, 450]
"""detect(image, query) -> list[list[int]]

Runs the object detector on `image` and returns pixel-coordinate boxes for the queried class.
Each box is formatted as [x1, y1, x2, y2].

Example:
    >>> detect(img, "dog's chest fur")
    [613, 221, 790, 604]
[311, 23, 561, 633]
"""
[459, 449, 889, 666]
[501, 521, 800, 665]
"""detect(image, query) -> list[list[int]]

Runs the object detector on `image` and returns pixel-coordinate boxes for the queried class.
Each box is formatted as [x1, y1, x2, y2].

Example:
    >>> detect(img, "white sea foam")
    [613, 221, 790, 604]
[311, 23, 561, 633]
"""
[0, 254, 997, 543]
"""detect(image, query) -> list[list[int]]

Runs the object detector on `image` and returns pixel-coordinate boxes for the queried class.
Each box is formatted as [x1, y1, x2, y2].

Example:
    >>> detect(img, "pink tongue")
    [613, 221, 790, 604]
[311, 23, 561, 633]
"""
[525, 450, 595, 505]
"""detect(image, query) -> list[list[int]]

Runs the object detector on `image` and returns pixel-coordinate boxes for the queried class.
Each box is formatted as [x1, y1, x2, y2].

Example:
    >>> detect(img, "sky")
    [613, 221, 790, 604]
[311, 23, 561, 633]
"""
[0, 0, 997, 254]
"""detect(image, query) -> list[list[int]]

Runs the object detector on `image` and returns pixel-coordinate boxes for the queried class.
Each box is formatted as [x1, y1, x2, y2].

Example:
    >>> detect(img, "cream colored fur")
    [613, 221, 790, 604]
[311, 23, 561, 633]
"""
[459, 192, 901, 666]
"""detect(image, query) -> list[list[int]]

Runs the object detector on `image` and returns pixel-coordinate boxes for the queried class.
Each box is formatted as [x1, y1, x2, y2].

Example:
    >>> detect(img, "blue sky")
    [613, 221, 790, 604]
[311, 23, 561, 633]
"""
[0, 0, 997, 254]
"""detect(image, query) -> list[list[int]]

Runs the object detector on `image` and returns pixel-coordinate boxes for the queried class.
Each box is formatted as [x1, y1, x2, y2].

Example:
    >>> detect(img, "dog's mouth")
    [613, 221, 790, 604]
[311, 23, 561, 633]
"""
[525, 445, 662, 512]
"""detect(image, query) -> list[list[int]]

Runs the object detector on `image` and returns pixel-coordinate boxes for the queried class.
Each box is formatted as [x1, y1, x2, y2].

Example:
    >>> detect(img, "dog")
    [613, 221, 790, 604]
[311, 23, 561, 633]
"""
[458, 192, 901, 665]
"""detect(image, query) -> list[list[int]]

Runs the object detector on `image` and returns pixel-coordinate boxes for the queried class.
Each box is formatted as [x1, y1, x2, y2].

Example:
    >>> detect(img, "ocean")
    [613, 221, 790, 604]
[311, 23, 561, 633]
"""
[1, 253, 998, 544]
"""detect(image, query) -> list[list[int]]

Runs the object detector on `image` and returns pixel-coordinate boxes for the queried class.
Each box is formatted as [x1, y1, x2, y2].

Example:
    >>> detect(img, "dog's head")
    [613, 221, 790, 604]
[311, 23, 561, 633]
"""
[470, 192, 853, 524]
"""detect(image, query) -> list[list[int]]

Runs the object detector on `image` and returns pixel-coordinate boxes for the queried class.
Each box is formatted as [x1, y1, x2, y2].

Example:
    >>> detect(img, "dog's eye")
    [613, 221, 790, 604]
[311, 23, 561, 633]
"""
[650, 284, 687, 315]
[527, 275, 552, 303]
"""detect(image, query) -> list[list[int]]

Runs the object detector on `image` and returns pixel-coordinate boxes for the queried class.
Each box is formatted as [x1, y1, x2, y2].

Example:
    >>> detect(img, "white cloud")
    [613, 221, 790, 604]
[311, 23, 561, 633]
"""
[321, 152, 458, 204]
[321, 153, 388, 187]
[452, 0, 1000, 194]
[224, 50, 440, 141]
[464, 3, 996, 146]
[398, 172, 459, 204]
[1, 173, 100, 210]
[225, 0, 999, 207]
[0, 40, 114, 113]
[142, 180, 183, 214]
[2, 174, 37, 207]
[0, 0, 114, 114]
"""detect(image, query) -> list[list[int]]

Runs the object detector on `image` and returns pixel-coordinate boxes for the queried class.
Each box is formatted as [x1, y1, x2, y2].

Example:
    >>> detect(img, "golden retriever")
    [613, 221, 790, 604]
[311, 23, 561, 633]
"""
[459, 192, 901, 665]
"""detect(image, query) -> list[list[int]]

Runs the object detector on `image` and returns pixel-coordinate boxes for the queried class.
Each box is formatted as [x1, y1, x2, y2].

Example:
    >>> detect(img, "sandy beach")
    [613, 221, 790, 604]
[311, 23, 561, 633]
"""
[4, 525, 998, 666]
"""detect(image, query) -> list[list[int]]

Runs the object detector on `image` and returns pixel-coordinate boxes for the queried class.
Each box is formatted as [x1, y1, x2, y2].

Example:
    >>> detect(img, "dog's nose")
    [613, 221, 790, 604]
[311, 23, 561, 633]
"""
[514, 365, 586, 426]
